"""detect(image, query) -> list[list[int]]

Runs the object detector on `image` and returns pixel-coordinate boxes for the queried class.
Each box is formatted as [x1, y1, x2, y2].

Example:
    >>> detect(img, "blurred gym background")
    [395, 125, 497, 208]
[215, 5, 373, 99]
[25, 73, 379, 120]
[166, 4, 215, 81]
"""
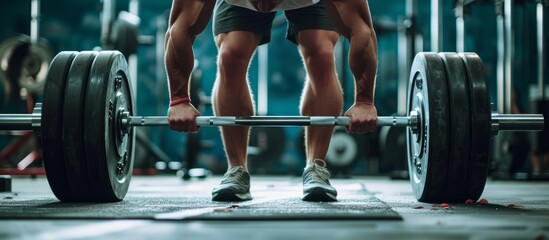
[0, 0, 547, 180]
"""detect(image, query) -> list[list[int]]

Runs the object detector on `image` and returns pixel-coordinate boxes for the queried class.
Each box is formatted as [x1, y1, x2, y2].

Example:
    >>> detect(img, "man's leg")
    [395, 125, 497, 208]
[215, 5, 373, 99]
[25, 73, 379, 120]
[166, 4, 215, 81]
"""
[297, 30, 342, 165]
[213, 31, 261, 170]
[211, 0, 276, 201]
[210, 31, 260, 201]
[283, 0, 341, 201]
[296, 29, 342, 202]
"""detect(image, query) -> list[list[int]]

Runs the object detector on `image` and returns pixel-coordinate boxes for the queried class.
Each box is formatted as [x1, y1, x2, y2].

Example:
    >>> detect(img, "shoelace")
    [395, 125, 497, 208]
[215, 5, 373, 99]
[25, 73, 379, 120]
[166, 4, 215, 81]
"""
[221, 167, 248, 184]
[304, 164, 330, 184]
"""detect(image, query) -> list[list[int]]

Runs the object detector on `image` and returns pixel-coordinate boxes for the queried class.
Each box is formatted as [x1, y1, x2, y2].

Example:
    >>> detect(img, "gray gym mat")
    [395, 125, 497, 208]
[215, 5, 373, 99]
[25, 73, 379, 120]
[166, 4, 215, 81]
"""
[0, 178, 401, 221]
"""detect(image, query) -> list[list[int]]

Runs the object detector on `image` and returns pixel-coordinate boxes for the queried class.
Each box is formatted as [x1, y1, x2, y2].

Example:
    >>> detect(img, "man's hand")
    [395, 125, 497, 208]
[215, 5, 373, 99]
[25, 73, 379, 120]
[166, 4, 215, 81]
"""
[344, 102, 378, 133]
[248, 0, 283, 12]
[168, 103, 200, 133]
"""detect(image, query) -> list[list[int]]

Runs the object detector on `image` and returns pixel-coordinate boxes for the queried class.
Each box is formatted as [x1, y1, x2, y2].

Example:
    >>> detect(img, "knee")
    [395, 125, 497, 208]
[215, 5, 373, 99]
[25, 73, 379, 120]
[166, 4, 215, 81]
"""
[303, 48, 335, 67]
[217, 46, 250, 78]
[302, 47, 336, 81]
[302, 47, 338, 87]
[346, 20, 375, 43]
[356, 25, 374, 40]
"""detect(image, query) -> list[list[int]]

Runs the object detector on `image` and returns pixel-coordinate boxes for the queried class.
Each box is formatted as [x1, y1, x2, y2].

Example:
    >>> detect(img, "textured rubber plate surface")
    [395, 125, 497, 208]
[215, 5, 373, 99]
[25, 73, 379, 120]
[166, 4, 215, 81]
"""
[459, 53, 490, 201]
[41, 51, 78, 202]
[63, 51, 98, 199]
[84, 51, 135, 202]
[438, 53, 471, 202]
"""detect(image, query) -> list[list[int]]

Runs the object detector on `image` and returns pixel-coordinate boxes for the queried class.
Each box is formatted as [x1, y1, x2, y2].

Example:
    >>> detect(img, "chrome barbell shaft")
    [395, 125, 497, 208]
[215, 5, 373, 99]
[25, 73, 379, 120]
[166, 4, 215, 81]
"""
[125, 115, 415, 127]
[0, 113, 414, 130]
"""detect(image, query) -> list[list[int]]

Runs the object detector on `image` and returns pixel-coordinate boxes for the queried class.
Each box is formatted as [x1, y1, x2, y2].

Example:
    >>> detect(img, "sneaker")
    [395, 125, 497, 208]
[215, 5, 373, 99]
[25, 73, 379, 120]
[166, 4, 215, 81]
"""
[302, 159, 337, 202]
[212, 166, 252, 201]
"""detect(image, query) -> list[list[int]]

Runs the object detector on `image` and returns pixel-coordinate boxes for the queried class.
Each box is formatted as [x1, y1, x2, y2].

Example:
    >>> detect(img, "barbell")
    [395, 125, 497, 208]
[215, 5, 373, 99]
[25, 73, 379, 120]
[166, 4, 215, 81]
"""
[0, 50, 544, 203]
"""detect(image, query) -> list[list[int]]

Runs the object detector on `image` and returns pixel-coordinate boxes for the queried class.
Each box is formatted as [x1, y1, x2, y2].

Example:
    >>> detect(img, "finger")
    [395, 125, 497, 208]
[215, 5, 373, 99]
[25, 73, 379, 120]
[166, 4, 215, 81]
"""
[176, 121, 192, 133]
[177, 124, 187, 132]
[370, 117, 378, 126]
[168, 117, 184, 132]
[188, 123, 199, 133]
[168, 123, 180, 132]
[181, 123, 193, 133]
[348, 123, 358, 133]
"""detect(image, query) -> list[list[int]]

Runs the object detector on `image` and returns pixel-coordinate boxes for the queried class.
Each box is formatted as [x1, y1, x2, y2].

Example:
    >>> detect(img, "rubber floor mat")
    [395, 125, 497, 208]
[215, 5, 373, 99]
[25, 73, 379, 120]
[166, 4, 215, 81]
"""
[0, 178, 401, 221]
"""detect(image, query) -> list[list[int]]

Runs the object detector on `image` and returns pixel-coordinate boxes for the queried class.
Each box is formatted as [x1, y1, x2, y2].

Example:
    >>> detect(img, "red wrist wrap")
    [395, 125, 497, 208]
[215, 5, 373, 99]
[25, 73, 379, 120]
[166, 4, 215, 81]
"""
[169, 97, 191, 106]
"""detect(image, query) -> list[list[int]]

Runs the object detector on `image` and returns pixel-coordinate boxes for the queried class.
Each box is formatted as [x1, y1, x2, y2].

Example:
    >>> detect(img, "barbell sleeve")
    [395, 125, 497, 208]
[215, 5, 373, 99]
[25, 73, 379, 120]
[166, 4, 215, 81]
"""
[0, 114, 35, 130]
[0, 104, 41, 131]
[491, 113, 545, 133]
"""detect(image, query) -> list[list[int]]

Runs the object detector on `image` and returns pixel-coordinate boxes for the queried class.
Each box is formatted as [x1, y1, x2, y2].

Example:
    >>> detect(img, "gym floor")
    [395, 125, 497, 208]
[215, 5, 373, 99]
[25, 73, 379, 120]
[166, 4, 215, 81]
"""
[1, 175, 548, 240]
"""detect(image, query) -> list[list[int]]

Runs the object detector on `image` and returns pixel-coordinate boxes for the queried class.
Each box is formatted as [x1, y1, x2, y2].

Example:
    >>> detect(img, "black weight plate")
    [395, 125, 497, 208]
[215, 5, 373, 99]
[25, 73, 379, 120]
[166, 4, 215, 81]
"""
[459, 53, 491, 201]
[41, 51, 78, 202]
[325, 127, 360, 173]
[62, 51, 98, 200]
[84, 51, 135, 202]
[0, 35, 52, 97]
[294, 127, 360, 174]
[407, 52, 450, 203]
[18, 40, 53, 94]
[0, 79, 4, 104]
[379, 125, 408, 178]
[109, 18, 139, 58]
[535, 100, 549, 154]
[3, 36, 29, 93]
[439, 52, 471, 202]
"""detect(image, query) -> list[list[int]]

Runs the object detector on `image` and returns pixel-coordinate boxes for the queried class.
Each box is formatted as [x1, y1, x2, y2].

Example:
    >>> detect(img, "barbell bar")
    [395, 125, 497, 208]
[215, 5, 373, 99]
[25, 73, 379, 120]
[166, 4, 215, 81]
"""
[0, 109, 543, 132]
[124, 112, 545, 132]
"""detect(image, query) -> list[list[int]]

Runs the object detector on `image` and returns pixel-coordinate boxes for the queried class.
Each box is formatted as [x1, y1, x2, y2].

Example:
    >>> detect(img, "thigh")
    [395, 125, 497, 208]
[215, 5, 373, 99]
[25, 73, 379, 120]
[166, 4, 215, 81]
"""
[213, 0, 276, 45]
[215, 31, 261, 59]
[283, 0, 338, 44]
[295, 30, 339, 56]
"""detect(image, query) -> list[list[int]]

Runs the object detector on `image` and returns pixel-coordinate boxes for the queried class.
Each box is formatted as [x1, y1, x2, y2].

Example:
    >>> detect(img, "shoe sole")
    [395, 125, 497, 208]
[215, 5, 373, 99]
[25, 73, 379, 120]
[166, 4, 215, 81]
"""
[212, 189, 252, 202]
[302, 187, 337, 202]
